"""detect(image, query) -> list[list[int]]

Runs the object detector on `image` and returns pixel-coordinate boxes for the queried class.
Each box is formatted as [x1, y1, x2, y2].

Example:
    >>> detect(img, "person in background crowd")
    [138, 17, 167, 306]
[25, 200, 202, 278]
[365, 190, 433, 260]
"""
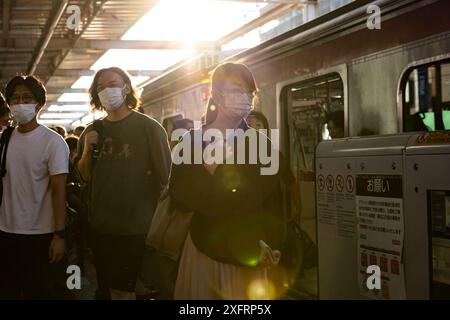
[74, 126, 85, 137]
[53, 125, 67, 138]
[64, 135, 88, 275]
[65, 136, 79, 183]
[326, 110, 345, 139]
[247, 110, 303, 224]
[0, 75, 68, 299]
[172, 62, 285, 299]
[163, 117, 194, 150]
[405, 112, 431, 132]
[75, 67, 171, 300]
[0, 93, 11, 132]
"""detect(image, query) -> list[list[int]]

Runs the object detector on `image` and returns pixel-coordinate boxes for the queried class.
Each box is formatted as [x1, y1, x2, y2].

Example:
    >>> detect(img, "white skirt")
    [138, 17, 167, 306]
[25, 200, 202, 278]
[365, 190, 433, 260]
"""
[174, 233, 286, 300]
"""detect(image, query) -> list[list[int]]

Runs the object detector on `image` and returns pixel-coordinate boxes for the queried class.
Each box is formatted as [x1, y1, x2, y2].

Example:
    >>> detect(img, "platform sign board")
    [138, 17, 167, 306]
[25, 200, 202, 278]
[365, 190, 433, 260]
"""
[317, 132, 450, 299]
[316, 135, 411, 300]
[356, 174, 406, 299]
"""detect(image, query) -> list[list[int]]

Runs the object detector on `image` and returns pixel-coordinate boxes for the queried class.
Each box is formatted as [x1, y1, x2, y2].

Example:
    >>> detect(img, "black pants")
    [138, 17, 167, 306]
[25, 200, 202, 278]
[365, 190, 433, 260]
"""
[0, 230, 53, 300]
[140, 248, 178, 299]
[91, 232, 146, 294]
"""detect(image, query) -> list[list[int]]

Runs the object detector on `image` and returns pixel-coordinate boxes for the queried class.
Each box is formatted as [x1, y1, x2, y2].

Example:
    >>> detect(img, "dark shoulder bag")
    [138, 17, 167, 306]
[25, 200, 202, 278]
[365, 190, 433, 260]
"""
[0, 126, 15, 206]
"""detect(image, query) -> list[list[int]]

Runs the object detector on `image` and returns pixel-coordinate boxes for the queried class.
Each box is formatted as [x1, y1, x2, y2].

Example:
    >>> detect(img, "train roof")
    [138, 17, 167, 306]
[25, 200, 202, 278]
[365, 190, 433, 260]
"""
[139, 0, 432, 105]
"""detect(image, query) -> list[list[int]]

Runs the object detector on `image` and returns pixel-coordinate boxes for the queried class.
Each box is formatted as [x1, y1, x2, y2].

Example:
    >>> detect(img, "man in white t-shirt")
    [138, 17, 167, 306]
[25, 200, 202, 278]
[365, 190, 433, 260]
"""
[0, 75, 69, 299]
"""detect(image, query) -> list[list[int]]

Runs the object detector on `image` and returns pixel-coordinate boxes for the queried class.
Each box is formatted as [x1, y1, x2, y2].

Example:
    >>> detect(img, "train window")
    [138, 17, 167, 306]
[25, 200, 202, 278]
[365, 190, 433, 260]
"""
[285, 73, 344, 171]
[402, 60, 450, 132]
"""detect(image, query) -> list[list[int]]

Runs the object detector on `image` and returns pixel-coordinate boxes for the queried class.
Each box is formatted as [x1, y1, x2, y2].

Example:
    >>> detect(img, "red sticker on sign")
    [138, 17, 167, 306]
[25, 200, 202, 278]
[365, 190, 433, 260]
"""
[380, 256, 388, 272]
[391, 259, 399, 275]
[370, 254, 377, 266]
[361, 253, 368, 267]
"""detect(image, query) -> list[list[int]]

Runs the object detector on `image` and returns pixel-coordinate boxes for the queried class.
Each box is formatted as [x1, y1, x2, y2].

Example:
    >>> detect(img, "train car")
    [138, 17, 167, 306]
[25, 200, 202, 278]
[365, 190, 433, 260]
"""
[138, 0, 450, 298]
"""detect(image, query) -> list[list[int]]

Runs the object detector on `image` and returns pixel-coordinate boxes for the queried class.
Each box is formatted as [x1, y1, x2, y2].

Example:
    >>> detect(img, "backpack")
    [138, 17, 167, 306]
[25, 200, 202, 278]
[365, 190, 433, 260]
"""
[0, 126, 15, 206]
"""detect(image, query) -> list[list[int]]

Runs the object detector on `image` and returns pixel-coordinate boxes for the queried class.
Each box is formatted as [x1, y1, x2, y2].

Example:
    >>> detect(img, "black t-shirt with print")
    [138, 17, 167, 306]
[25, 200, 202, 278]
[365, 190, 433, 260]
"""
[76, 111, 171, 235]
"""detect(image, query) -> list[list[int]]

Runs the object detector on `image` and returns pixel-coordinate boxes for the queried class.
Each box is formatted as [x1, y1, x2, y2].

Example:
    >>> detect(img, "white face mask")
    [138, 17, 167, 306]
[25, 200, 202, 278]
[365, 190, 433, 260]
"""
[98, 86, 126, 111]
[11, 103, 37, 124]
[220, 92, 253, 118]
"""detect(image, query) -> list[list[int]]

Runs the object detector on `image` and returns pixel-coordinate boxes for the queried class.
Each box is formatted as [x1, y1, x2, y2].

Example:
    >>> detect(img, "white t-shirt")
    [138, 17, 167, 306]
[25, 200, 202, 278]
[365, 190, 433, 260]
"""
[0, 125, 69, 234]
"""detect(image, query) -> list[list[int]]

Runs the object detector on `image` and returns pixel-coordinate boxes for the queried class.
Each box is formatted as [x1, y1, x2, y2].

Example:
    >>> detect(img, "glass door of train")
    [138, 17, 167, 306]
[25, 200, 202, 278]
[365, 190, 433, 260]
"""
[281, 73, 344, 298]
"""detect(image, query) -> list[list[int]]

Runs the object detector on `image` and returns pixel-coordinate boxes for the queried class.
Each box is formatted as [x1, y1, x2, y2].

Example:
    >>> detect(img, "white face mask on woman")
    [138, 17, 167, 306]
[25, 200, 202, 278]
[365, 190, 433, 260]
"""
[11, 103, 37, 124]
[219, 91, 253, 118]
[98, 86, 126, 111]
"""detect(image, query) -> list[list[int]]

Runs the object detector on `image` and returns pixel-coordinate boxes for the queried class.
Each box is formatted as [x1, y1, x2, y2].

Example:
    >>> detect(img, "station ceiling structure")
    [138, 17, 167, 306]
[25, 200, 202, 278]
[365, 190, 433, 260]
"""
[0, 0, 323, 127]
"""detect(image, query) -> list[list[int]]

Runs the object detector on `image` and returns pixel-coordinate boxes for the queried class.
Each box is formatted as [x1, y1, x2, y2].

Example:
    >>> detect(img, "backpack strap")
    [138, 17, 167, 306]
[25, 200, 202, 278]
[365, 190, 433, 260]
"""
[85, 119, 104, 209]
[91, 119, 104, 162]
[0, 126, 15, 206]
[0, 126, 15, 178]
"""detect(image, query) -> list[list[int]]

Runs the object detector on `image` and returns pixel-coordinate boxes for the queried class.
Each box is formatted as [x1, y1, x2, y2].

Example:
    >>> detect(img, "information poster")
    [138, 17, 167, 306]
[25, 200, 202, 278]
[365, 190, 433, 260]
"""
[356, 175, 406, 299]
[317, 173, 356, 239]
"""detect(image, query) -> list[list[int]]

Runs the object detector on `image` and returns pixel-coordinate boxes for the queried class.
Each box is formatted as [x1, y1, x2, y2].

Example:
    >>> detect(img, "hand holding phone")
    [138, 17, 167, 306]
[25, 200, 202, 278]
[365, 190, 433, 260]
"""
[259, 240, 281, 267]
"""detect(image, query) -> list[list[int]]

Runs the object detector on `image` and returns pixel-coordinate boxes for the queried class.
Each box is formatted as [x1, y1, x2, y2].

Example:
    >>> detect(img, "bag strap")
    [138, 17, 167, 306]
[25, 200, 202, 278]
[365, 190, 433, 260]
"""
[87, 119, 104, 202]
[0, 126, 15, 178]
[91, 119, 104, 164]
[0, 126, 15, 206]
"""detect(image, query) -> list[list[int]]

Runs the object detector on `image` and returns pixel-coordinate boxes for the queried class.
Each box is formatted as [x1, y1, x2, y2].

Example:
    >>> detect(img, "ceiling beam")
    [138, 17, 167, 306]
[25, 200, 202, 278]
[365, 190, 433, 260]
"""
[52, 69, 163, 77]
[212, 0, 315, 3]
[46, 101, 88, 106]
[1, 38, 218, 51]
[217, 2, 303, 45]
[46, 0, 108, 85]
[46, 88, 88, 94]
[73, 39, 218, 50]
[27, 0, 69, 74]
[2, 0, 11, 44]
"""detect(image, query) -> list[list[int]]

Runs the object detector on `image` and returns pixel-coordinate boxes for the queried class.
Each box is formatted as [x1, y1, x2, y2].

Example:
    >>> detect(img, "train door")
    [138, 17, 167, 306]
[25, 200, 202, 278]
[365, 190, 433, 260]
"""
[281, 73, 345, 298]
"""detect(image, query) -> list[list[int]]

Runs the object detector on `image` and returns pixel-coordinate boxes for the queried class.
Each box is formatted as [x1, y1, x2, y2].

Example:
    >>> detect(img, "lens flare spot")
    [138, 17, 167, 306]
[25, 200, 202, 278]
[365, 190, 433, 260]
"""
[247, 278, 276, 300]
[246, 258, 259, 267]
[210, 104, 216, 111]
[231, 188, 237, 193]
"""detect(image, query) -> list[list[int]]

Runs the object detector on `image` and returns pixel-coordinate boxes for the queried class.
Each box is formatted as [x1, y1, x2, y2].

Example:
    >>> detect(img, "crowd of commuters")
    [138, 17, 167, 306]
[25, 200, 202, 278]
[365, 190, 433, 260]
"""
[0, 61, 360, 300]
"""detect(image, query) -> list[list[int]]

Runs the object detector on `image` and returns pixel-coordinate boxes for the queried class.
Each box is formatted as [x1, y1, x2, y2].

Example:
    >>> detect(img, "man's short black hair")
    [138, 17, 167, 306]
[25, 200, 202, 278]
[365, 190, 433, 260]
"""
[74, 125, 85, 134]
[4, 75, 47, 106]
[65, 136, 78, 151]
